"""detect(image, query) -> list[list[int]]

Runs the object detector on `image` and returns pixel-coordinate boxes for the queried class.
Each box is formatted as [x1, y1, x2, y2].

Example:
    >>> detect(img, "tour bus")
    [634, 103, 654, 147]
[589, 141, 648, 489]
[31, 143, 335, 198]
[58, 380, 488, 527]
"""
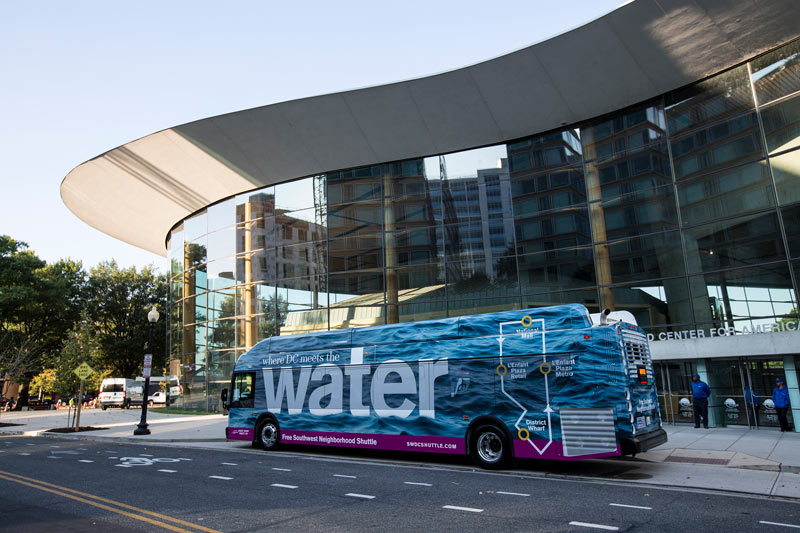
[222, 304, 667, 468]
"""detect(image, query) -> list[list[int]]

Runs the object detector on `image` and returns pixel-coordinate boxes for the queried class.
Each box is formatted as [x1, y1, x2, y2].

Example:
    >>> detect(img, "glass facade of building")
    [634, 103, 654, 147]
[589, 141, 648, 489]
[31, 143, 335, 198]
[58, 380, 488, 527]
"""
[167, 39, 800, 413]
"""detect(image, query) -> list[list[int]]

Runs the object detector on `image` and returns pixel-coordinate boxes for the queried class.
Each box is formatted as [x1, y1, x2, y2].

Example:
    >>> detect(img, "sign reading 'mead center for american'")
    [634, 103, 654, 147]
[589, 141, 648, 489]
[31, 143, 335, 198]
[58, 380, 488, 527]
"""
[648, 321, 799, 342]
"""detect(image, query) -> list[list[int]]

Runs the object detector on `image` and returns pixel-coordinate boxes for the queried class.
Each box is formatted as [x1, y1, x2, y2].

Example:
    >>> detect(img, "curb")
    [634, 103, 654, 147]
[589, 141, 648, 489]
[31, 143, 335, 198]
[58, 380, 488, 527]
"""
[0, 429, 227, 443]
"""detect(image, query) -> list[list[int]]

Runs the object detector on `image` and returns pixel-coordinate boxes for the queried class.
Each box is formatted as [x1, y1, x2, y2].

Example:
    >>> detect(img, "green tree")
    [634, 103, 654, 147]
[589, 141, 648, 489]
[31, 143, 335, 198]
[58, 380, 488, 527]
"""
[0, 236, 45, 335]
[778, 307, 800, 330]
[208, 293, 289, 348]
[0, 237, 87, 405]
[209, 294, 236, 349]
[84, 262, 167, 378]
[0, 332, 42, 397]
[35, 259, 88, 355]
[0, 238, 86, 353]
[48, 317, 107, 397]
[262, 294, 289, 338]
[29, 368, 57, 399]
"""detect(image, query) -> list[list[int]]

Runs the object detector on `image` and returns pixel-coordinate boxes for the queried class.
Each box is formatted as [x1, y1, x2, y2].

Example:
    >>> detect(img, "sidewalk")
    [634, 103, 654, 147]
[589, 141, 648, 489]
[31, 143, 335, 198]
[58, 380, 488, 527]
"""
[639, 424, 800, 471]
[0, 407, 227, 442]
[2, 410, 800, 499]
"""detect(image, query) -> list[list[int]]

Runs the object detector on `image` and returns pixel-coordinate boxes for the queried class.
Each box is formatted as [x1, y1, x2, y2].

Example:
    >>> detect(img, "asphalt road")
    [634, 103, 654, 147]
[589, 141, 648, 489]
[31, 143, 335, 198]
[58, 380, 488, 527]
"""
[1, 435, 800, 532]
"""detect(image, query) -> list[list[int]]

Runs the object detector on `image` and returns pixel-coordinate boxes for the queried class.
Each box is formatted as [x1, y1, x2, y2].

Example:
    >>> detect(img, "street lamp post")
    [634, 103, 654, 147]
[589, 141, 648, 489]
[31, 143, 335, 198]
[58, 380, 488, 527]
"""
[134, 307, 159, 436]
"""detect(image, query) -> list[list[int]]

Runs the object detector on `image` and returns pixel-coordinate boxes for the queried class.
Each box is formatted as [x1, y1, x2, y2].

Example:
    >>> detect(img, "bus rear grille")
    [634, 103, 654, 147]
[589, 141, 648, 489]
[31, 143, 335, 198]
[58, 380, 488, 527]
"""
[621, 329, 653, 381]
[560, 408, 617, 457]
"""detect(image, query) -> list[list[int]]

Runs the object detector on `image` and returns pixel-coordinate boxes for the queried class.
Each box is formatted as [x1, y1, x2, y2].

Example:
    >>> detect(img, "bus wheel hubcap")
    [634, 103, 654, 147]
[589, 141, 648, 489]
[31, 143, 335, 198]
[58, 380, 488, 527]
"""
[261, 424, 277, 447]
[477, 432, 502, 463]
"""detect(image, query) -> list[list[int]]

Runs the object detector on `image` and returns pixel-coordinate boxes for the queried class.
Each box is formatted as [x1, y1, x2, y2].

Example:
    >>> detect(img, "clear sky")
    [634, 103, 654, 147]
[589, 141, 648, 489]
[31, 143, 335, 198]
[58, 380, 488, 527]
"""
[0, 0, 622, 273]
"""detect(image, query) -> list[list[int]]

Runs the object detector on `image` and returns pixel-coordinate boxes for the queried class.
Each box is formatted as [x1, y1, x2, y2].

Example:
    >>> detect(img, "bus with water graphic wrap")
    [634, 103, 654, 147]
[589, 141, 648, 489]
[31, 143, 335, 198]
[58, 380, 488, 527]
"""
[222, 304, 667, 468]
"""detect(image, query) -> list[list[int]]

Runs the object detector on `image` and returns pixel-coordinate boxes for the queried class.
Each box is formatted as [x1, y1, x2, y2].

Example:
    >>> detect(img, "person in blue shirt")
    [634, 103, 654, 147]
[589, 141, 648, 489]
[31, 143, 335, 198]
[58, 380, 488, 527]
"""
[772, 377, 791, 432]
[745, 386, 760, 428]
[691, 373, 711, 428]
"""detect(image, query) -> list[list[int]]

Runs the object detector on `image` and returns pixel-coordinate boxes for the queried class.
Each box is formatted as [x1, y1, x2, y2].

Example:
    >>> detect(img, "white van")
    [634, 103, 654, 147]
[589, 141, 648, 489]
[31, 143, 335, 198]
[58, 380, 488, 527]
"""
[98, 378, 143, 410]
[136, 375, 182, 405]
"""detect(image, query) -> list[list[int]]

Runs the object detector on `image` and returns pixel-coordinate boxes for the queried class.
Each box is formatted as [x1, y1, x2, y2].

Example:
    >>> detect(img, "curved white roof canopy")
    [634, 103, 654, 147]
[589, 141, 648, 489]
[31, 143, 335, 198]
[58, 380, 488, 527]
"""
[61, 0, 800, 256]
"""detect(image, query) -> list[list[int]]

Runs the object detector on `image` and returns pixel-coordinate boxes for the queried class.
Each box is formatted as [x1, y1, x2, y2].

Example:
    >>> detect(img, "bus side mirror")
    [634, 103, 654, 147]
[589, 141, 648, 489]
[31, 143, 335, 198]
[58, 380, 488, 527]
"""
[221, 388, 228, 407]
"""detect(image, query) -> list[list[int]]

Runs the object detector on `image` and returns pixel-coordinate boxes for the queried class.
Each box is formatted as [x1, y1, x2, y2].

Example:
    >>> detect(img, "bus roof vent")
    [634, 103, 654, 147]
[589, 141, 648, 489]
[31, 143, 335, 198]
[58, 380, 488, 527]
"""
[589, 310, 637, 326]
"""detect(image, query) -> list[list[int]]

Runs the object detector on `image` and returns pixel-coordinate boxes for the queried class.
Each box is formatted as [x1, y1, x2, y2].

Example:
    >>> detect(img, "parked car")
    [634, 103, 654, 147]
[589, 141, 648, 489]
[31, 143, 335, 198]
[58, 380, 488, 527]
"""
[147, 391, 167, 406]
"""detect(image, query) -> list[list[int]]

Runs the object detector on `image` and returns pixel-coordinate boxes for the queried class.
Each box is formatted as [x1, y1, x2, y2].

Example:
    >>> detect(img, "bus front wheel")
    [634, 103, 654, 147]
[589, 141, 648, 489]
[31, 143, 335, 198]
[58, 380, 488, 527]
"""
[255, 419, 280, 451]
[470, 425, 509, 469]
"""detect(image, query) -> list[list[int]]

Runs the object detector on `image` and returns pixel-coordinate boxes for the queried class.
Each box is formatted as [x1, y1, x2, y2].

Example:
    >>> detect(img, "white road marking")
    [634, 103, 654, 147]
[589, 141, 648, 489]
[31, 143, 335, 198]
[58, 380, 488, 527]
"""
[49, 445, 60, 448]
[78, 460, 94, 463]
[26, 443, 35, 446]
[221, 462, 237, 466]
[569, 522, 619, 531]
[158, 469, 177, 473]
[177, 458, 192, 461]
[108, 457, 118, 459]
[272, 468, 292, 472]
[760, 521, 800, 529]
[17, 453, 30, 456]
[118, 457, 154, 466]
[609, 503, 652, 510]
[443, 505, 483, 513]
[271, 484, 298, 489]
[209, 476, 233, 480]
[496, 491, 530, 497]
[333, 474, 357, 479]
[139, 454, 153, 457]
[346, 493, 375, 500]
[115, 464, 133, 468]
[404, 482, 432, 486]
[47, 456, 60, 459]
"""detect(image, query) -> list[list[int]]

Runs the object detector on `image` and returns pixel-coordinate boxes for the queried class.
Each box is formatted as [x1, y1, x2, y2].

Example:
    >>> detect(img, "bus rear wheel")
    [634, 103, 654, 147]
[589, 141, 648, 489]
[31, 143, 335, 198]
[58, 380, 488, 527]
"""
[255, 419, 280, 451]
[470, 425, 509, 469]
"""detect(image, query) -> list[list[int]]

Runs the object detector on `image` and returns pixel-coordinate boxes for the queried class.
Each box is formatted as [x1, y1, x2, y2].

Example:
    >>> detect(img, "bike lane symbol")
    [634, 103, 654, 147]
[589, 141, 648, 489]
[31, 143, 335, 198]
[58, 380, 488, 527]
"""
[115, 457, 192, 467]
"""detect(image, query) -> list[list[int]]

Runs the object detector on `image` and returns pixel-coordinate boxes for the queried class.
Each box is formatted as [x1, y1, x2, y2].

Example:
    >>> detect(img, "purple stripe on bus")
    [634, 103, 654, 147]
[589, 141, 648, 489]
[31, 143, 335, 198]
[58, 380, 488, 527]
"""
[513, 440, 620, 460]
[280, 430, 464, 454]
[230, 427, 620, 460]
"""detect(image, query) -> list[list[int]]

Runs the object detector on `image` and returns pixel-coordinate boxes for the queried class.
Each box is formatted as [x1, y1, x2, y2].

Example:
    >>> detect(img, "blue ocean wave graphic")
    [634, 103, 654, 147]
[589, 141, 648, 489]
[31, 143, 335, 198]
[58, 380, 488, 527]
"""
[229, 305, 661, 449]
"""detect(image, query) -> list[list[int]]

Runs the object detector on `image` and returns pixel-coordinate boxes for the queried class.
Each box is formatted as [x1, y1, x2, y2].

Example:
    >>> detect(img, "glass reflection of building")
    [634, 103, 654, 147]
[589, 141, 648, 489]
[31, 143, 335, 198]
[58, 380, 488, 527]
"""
[167, 38, 800, 421]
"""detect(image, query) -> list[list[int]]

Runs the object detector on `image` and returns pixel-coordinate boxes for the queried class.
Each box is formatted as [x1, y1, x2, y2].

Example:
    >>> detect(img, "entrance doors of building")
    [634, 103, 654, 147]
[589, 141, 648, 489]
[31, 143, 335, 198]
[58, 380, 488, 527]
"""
[654, 358, 792, 429]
